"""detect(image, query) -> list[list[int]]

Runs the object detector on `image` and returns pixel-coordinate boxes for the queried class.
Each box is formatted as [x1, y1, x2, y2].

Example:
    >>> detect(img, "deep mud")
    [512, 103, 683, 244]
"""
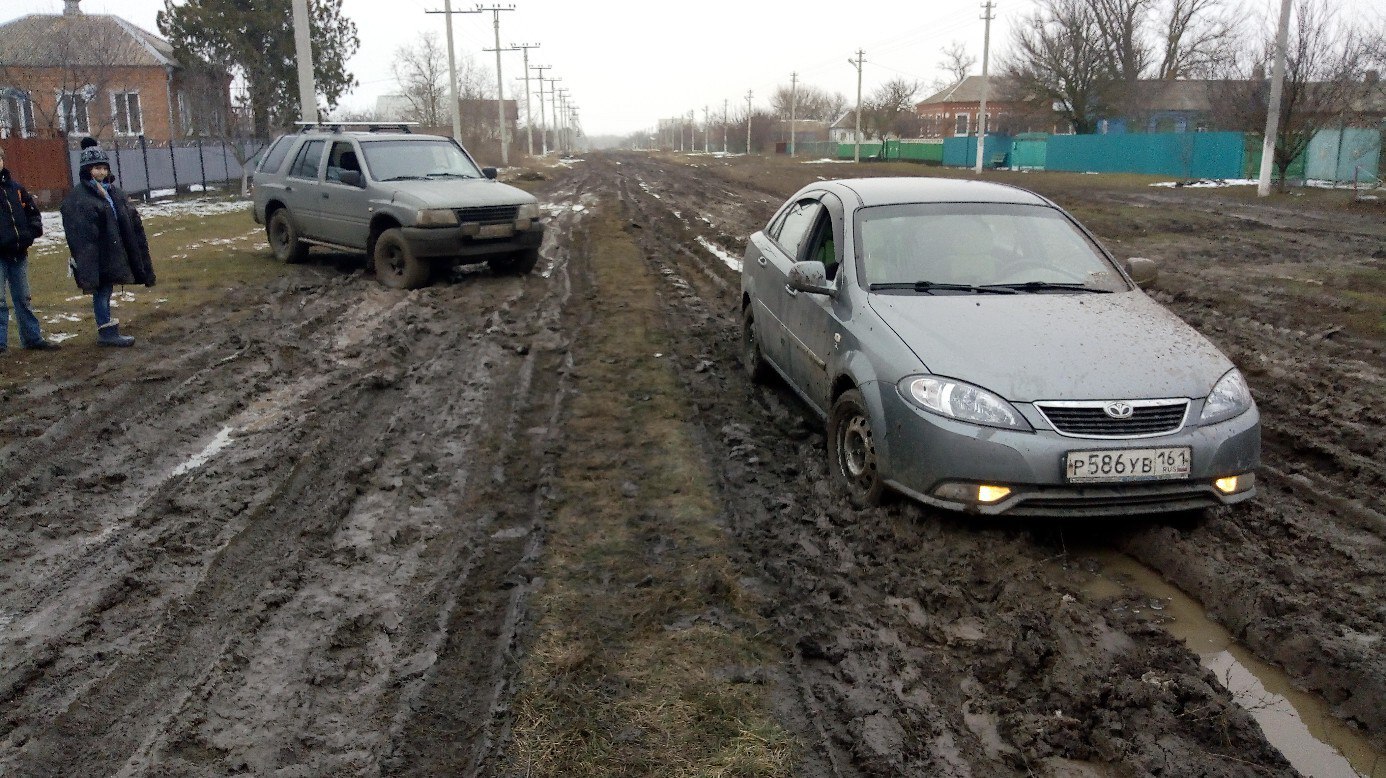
[2, 153, 1383, 776]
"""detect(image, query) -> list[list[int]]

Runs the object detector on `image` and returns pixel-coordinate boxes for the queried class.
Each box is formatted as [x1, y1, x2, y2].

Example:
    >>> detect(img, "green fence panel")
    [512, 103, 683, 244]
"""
[1045, 131, 1244, 178]
[897, 141, 944, 162]
[1306, 128, 1381, 182]
[1011, 135, 1048, 169]
[942, 135, 1012, 167]
[837, 142, 883, 159]
[1245, 135, 1307, 180]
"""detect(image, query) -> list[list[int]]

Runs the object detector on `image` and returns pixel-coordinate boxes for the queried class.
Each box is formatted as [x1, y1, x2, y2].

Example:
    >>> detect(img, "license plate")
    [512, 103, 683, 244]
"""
[478, 223, 514, 238]
[1064, 447, 1191, 483]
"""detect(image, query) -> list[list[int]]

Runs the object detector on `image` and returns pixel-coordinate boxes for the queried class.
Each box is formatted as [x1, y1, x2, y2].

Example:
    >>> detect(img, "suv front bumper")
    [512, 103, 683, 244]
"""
[402, 224, 545, 260]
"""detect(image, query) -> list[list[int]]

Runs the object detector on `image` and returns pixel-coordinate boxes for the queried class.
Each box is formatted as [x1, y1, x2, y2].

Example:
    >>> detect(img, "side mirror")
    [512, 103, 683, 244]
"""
[339, 170, 365, 188]
[482, 167, 498, 180]
[788, 261, 834, 296]
[1123, 256, 1158, 287]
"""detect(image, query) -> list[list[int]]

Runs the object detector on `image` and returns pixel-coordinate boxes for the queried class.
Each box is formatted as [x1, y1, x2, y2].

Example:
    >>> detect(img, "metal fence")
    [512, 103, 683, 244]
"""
[68, 138, 270, 199]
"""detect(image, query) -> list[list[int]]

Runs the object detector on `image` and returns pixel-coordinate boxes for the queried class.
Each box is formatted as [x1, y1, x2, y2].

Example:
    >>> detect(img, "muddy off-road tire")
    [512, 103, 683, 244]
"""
[742, 305, 773, 384]
[828, 389, 887, 508]
[373, 228, 432, 289]
[268, 209, 308, 264]
[488, 247, 540, 275]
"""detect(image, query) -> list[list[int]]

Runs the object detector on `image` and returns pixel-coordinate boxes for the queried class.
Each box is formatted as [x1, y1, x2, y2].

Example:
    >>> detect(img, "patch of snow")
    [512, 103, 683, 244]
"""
[171, 426, 237, 477]
[696, 236, 742, 272]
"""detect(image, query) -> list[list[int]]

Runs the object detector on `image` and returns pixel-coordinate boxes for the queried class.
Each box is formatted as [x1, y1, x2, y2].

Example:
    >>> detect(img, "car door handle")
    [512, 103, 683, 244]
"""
[785, 284, 799, 296]
[757, 256, 767, 266]
[322, 193, 330, 199]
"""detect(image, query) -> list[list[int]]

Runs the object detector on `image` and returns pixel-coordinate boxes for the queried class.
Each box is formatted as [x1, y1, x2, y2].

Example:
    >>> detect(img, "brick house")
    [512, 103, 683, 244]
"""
[915, 76, 1068, 139]
[0, 0, 231, 143]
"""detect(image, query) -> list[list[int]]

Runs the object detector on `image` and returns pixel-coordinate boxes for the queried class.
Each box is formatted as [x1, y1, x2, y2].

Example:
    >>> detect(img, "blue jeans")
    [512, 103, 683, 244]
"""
[93, 284, 114, 328]
[1, 254, 44, 348]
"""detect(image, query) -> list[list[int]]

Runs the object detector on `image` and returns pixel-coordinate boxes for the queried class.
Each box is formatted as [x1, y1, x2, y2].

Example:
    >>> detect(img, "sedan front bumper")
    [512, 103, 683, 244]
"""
[873, 383, 1260, 517]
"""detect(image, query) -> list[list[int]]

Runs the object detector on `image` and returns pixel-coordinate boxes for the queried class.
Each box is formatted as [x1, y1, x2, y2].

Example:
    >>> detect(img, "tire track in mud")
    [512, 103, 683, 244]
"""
[596, 152, 1301, 774]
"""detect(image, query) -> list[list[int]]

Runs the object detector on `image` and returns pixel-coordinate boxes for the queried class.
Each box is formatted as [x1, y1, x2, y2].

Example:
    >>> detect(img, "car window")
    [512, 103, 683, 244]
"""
[855, 202, 1128, 291]
[361, 139, 483, 181]
[772, 200, 823, 261]
[802, 211, 840, 280]
[325, 141, 362, 184]
[258, 136, 294, 174]
[287, 139, 325, 180]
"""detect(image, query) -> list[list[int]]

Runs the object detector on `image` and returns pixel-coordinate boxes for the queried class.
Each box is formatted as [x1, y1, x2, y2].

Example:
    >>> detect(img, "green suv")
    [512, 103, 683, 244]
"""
[251, 124, 544, 288]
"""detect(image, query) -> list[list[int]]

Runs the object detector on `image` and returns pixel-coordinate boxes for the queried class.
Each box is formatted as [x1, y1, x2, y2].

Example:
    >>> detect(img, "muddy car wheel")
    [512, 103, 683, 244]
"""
[268, 209, 308, 264]
[373, 228, 432, 289]
[489, 247, 540, 275]
[829, 389, 886, 508]
[742, 306, 773, 384]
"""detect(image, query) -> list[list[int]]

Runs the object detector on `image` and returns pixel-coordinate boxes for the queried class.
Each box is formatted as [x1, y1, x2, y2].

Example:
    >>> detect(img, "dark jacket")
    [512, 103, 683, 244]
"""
[0, 167, 43, 259]
[60, 179, 155, 291]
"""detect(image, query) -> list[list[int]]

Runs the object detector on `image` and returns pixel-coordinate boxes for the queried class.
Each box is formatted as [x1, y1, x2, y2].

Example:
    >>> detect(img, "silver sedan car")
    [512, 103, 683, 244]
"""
[740, 177, 1259, 517]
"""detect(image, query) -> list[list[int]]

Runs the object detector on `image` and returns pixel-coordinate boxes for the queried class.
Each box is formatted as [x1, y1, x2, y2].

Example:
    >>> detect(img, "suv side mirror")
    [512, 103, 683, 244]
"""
[339, 170, 364, 188]
[482, 167, 498, 180]
[1122, 256, 1158, 287]
[788, 261, 834, 296]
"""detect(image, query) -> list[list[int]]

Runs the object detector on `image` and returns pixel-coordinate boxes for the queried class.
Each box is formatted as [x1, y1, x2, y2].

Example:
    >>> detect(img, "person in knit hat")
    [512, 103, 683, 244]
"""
[59, 138, 155, 347]
[0, 144, 58, 352]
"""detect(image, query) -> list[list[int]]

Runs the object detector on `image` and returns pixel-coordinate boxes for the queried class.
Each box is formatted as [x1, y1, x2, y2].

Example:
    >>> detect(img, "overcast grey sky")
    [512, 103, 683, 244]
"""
[4, 0, 1385, 137]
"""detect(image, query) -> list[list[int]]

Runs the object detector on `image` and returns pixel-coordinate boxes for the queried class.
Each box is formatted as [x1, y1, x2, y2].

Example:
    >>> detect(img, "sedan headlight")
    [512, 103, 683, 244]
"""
[416, 208, 459, 227]
[898, 375, 1031, 431]
[517, 202, 541, 220]
[1199, 368, 1253, 425]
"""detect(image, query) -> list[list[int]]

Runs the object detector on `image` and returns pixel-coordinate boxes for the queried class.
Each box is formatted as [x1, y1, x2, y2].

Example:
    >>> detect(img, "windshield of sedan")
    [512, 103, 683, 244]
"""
[360, 139, 484, 182]
[855, 202, 1129, 293]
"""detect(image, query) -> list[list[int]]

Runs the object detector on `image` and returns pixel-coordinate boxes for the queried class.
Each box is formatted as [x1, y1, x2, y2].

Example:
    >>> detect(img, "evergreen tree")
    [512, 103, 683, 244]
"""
[158, 0, 359, 136]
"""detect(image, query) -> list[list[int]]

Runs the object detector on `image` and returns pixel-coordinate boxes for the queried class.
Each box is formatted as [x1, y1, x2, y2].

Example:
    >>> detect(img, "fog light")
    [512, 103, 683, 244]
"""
[977, 485, 1011, 503]
[1214, 473, 1254, 494]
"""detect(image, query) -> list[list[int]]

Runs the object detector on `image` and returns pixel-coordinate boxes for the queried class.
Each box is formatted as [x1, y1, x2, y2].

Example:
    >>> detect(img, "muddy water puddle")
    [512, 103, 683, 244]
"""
[1075, 552, 1382, 777]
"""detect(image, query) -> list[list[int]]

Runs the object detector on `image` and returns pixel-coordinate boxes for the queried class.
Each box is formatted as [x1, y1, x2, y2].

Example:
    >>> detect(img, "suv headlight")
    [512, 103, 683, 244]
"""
[898, 375, 1031, 431]
[1199, 368, 1253, 425]
[416, 208, 459, 227]
[517, 202, 541, 220]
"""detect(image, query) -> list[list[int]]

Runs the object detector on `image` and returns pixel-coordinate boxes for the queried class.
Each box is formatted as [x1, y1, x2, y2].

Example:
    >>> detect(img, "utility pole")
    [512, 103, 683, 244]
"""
[290, 0, 318, 122]
[478, 4, 516, 165]
[1258, 0, 1294, 197]
[974, 1, 995, 174]
[723, 99, 729, 153]
[557, 88, 569, 153]
[688, 110, 695, 152]
[425, 3, 480, 142]
[790, 71, 798, 158]
[511, 43, 540, 155]
[745, 90, 753, 154]
[533, 65, 551, 155]
[703, 105, 710, 153]
[850, 50, 865, 163]
[544, 75, 562, 154]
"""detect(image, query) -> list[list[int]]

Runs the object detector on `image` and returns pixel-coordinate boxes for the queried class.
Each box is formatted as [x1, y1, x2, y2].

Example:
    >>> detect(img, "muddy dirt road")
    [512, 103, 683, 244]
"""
[2, 153, 1383, 776]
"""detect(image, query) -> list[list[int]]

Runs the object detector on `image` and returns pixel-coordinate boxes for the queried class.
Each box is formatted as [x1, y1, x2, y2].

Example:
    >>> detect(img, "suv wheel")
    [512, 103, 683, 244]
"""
[373, 228, 432, 289]
[488, 247, 540, 275]
[268, 209, 308, 263]
[742, 305, 773, 383]
[828, 389, 887, 508]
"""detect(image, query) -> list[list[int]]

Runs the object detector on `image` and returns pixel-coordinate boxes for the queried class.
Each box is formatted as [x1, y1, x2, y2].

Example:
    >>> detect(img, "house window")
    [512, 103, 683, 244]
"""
[0, 89, 35, 138]
[955, 113, 970, 136]
[112, 91, 143, 136]
[58, 90, 91, 135]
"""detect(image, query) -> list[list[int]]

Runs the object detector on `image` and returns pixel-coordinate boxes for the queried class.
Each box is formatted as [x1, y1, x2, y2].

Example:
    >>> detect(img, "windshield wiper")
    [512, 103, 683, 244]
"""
[870, 281, 1016, 294]
[380, 175, 426, 181]
[981, 281, 1112, 293]
[426, 172, 477, 179]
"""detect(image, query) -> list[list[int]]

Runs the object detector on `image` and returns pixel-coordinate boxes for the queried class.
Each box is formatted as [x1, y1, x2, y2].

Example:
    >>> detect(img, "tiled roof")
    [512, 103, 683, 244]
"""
[918, 76, 1022, 105]
[0, 13, 178, 69]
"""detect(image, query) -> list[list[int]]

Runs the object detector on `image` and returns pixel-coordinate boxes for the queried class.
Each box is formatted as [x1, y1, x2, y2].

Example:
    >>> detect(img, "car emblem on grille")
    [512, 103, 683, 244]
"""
[1104, 402, 1135, 419]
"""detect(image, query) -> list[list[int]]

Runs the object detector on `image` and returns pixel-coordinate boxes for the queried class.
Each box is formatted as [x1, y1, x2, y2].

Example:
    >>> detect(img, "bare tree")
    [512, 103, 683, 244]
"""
[1002, 0, 1108, 133]
[1093, 0, 1155, 80]
[939, 41, 976, 86]
[770, 83, 850, 122]
[862, 78, 920, 142]
[392, 34, 450, 127]
[1157, 0, 1239, 78]
[1210, 0, 1372, 189]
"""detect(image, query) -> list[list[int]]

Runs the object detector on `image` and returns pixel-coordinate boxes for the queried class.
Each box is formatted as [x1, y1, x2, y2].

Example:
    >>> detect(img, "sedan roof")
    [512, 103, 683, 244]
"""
[824, 177, 1051, 208]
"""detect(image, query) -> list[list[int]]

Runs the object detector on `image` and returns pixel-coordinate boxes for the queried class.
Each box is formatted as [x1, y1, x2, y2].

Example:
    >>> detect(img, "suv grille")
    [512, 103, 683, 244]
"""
[455, 205, 519, 224]
[1035, 399, 1188, 438]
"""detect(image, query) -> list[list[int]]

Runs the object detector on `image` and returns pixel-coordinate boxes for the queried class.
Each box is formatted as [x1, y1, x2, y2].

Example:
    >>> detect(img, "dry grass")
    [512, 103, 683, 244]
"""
[506, 204, 795, 776]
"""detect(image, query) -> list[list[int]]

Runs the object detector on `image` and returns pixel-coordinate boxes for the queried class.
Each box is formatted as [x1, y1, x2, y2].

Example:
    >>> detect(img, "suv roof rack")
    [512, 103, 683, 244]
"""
[293, 121, 419, 134]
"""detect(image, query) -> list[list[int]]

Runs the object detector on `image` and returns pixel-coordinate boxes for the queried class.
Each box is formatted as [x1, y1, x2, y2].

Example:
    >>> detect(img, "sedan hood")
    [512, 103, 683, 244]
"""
[870, 292, 1233, 402]
[387, 179, 535, 209]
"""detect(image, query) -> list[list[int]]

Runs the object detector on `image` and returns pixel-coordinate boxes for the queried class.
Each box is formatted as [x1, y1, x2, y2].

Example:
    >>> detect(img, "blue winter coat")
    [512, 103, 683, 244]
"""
[0, 167, 43, 258]
[60, 179, 155, 291]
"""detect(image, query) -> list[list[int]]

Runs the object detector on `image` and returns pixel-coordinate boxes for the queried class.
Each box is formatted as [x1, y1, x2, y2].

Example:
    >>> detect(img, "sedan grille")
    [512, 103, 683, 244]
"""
[455, 205, 519, 224]
[1035, 399, 1189, 439]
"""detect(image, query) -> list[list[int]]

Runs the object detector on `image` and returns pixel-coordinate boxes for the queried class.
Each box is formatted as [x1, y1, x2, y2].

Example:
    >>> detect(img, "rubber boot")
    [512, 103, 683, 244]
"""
[97, 321, 135, 347]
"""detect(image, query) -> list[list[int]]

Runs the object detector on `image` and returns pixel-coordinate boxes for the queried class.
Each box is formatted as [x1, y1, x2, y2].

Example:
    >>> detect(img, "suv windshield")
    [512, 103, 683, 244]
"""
[855, 202, 1129, 293]
[360, 139, 484, 182]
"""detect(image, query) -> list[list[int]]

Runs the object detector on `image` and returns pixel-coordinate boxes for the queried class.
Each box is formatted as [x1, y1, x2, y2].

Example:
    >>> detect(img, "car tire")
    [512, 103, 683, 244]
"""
[373, 228, 432, 289]
[828, 389, 887, 508]
[268, 209, 308, 264]
[742, 305, 773, 384]
[488, 247, 540, 275]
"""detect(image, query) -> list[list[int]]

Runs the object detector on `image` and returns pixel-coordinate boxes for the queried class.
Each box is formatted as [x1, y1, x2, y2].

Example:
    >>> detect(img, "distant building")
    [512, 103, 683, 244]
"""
[915, 76, 1063, 139]
[0, 0, 232, 142]
[829, 110, 864, 144]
